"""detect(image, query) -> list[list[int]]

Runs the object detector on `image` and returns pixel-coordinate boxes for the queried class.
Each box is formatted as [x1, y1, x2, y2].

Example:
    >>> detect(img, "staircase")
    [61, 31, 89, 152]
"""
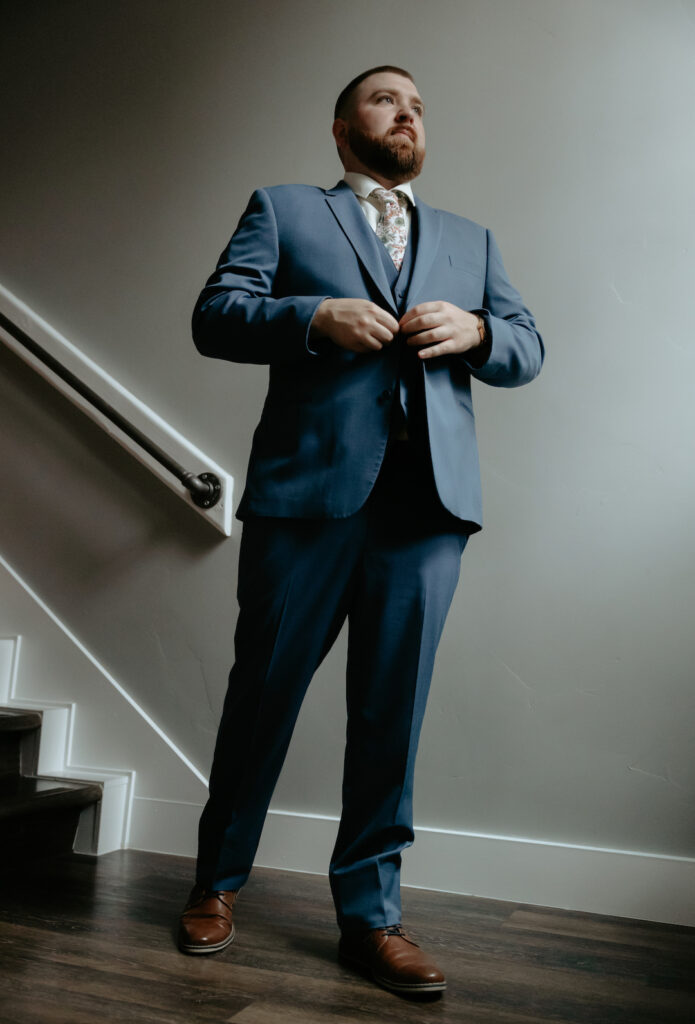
[0, 706, 104, 864]
[0, 566, 209, 859]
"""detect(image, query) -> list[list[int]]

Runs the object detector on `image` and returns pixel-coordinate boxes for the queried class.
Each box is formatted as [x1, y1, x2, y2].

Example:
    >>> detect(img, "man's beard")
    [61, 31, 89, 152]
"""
[347, 124, 425, 182]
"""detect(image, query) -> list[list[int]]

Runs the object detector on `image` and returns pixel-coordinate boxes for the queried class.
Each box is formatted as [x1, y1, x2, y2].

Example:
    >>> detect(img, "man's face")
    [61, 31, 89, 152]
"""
[335, 72, 426, 184]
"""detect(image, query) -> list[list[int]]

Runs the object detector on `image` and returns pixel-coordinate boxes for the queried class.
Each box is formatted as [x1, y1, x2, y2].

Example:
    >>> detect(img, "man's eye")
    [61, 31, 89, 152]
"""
[378, 95, 394, 103]
[413, 106, 423, 115]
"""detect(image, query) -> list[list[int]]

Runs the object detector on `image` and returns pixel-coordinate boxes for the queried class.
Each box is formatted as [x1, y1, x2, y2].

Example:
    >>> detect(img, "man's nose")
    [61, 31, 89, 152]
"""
[396, 108, 414, 122]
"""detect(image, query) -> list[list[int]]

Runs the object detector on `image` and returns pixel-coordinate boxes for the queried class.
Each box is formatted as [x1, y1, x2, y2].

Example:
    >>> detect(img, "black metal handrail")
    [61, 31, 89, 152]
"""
[0, 311, 221, 509]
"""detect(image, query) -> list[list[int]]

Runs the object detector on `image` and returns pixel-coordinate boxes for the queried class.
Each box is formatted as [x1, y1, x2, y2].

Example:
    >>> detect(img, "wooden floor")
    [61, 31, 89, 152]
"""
[0, 850, 693, 1023]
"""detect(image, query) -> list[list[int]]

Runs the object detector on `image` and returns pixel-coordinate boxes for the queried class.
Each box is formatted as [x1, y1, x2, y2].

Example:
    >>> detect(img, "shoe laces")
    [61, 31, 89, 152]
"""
[189, 888, 236, 912]
[383, 924, 406, 936]
[382, 924, 417, 944]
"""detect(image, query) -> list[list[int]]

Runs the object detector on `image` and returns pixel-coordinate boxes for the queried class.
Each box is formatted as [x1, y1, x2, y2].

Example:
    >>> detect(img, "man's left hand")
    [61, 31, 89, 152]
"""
[399, 301, 483, 360]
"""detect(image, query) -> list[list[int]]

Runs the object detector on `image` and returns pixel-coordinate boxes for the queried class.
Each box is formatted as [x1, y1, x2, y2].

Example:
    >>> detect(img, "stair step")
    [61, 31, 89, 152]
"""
[0, 709, 42, 732]
[0, 702, 130, 857]
[0, 775, 102, 820]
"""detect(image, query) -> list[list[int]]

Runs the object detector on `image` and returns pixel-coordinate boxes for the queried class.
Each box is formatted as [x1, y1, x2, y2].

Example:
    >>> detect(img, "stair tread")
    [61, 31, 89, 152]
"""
[0, 775, 102, 819]
[0, 709, 42, 732]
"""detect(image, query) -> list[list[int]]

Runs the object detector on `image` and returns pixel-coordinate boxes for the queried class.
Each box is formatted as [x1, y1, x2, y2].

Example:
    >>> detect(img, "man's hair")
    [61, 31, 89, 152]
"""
[334, 66, 415, 121]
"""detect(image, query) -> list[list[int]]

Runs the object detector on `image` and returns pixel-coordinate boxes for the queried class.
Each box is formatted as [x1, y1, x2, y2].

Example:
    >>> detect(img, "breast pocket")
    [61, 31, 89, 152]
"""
[448, 254, 484, 280]
[445, 255, 485, 307]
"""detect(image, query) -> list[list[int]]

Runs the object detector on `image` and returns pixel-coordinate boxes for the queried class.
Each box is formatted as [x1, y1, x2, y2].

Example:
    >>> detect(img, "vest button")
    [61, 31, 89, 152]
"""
[377, 389, 392, 404]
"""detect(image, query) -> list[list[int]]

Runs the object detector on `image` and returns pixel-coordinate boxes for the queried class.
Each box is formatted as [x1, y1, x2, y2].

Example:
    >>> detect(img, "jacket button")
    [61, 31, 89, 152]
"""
[378, 389, 392, 404]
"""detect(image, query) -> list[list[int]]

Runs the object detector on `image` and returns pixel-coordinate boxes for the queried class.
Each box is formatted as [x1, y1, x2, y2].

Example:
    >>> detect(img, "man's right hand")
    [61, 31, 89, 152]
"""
[310, 299, 399, 353]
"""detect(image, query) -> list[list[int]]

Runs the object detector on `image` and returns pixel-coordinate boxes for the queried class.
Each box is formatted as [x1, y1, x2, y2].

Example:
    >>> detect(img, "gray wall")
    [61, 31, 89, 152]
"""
[1, 0, 694, 856]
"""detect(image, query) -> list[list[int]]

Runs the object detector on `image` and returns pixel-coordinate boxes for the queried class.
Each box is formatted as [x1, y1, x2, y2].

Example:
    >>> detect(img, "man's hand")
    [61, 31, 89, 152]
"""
[399, 301, 483, 360]
[310, 299, 399, 353]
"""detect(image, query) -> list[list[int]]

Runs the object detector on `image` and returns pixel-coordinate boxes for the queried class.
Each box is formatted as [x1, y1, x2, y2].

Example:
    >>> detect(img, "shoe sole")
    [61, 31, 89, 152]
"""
[338, 949, 446, 994]
[178, 923, 235, 955]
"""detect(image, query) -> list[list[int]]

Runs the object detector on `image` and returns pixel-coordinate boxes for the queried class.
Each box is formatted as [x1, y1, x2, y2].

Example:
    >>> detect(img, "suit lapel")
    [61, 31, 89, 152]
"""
[404, 197, 442, 311]
[324, 181, 397, 313]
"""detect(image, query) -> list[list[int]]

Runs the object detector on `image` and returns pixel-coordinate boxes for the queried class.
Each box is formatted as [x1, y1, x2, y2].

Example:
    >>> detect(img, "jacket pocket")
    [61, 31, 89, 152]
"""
[448, 254, 483, 279]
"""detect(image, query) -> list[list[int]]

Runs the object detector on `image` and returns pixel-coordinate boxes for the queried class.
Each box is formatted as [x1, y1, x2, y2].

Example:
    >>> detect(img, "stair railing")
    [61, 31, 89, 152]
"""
[0, 285, 233, 535]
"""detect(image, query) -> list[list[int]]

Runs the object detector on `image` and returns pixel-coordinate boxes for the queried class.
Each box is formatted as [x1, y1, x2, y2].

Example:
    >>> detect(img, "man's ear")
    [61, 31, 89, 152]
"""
[332, 118, 347, 152]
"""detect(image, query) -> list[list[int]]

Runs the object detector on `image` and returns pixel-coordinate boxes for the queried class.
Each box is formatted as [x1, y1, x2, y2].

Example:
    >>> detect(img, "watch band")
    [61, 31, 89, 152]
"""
[475, 315, 486, 345]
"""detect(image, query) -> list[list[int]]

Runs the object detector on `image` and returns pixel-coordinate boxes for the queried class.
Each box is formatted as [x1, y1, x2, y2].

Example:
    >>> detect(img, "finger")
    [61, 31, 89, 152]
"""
[405, 326, 450, 346]
[399, 315, 423, 335]
[399, 302, 443, 327]
[359, 336, 384, 351]
[372, 307, 401, 333]
[417, 339, 457, 359]
[400, 312, 445, 335]
[370, 320, 397, 344]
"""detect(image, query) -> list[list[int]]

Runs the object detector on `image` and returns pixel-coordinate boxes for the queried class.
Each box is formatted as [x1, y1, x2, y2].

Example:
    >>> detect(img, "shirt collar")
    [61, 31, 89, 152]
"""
[343, 171, 416, 206]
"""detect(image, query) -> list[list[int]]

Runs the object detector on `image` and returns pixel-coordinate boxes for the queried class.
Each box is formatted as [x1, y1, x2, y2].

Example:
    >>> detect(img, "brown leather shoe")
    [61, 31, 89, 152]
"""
[177, 884, 237, 954]
[339, 924, 446, 995]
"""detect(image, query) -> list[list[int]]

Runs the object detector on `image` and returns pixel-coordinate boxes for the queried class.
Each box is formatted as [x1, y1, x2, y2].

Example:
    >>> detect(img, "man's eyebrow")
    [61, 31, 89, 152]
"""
[368, 88, 426, 111]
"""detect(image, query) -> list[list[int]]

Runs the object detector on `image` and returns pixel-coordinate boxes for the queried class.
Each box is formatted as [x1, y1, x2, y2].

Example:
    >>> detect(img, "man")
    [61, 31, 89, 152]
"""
[179, 66, 543, 997]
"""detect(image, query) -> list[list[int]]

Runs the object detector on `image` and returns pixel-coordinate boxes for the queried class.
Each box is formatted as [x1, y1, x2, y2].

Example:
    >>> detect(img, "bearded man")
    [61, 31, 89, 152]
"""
[178, 66, 544, 997]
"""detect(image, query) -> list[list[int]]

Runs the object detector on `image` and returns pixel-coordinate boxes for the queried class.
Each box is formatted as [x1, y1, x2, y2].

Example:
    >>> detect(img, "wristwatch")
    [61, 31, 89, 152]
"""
[475, 315, 486, 345]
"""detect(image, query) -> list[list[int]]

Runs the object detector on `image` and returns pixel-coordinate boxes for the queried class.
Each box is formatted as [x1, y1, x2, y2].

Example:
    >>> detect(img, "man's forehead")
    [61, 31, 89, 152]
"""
[356, 72, 423, 104]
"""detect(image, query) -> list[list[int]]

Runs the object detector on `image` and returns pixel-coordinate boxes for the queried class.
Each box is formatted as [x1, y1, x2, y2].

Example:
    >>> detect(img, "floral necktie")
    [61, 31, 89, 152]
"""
[371, 188, 408, 270]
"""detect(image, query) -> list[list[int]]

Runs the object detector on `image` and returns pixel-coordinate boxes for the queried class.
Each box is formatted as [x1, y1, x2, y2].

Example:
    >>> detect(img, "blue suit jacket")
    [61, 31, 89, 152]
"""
[192, 180, 544, 529]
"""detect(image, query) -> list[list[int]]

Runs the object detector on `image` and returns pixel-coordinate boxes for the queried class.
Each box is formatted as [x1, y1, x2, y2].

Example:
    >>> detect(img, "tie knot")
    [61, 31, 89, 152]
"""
[371, 187, 408, 210]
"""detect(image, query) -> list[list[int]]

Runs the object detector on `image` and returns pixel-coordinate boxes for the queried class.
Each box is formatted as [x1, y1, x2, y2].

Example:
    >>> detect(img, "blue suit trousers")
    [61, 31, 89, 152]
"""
[196, 441, 468, 933]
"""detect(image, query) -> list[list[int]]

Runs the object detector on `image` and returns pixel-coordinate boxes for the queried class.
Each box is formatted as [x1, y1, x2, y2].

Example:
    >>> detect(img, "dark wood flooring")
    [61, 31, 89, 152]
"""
[0, 849, 693, 1023]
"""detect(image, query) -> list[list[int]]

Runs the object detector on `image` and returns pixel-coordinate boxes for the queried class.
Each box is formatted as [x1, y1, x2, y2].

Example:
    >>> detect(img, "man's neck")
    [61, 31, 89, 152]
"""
[342, 159, 412, 191]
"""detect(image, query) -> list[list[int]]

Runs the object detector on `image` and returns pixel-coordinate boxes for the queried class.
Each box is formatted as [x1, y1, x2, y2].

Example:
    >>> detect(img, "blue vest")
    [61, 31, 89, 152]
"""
[374, 215, 427, 444]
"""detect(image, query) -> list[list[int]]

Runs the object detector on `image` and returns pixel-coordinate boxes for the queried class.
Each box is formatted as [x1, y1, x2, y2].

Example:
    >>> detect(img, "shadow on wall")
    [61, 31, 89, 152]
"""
[0, 343, 225, 577]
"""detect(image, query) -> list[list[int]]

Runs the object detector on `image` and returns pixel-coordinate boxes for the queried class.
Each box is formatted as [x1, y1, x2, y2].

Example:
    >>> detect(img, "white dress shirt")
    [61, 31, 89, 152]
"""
[343, 171, 415, 238]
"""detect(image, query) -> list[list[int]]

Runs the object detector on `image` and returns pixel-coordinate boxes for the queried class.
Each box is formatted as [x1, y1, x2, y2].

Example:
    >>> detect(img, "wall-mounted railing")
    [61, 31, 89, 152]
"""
[0, 284, 233, 535]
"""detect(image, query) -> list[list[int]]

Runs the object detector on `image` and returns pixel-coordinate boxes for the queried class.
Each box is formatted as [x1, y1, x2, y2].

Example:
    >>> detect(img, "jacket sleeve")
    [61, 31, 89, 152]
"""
[460, 228, 544, 387]
[192, 188, 330, 364]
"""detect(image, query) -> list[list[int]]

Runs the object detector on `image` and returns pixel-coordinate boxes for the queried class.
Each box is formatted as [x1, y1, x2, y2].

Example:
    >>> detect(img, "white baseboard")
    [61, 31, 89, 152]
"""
[127, 800, 695, 928]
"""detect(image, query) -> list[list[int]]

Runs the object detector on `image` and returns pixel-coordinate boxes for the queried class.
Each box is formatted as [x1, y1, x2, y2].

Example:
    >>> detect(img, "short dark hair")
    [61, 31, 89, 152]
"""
[334, 65, 415, 120]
